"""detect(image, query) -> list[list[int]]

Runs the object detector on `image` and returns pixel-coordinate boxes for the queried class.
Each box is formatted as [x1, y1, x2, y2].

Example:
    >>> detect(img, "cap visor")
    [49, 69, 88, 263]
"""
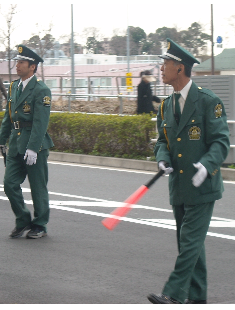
[159, 55, 172, 60]
[13, 56, 22, 60]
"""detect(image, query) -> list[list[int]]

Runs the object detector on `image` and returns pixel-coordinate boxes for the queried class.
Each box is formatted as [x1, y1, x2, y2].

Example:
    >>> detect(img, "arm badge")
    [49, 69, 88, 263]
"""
[43, 96, 51, 106]
[214, 104, 222, 118]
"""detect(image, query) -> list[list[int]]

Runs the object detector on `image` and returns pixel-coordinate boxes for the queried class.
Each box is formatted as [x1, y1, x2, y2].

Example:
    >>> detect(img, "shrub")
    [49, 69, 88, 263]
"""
[0, 112, 156, 159]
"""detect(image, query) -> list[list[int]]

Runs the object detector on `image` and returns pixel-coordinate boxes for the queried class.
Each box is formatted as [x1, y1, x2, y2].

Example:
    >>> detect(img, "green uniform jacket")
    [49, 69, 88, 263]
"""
[154, 81, 230, 205]
[0, 75, 54, 156]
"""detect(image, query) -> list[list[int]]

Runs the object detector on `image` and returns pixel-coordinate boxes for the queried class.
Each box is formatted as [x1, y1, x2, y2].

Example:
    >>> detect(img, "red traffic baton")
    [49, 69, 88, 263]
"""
[102, 169, 165, 230]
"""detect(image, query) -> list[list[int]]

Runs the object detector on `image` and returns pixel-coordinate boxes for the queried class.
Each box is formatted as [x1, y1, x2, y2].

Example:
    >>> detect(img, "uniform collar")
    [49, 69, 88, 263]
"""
[174, 79, 192, 101]
[18, 74, 35, 90]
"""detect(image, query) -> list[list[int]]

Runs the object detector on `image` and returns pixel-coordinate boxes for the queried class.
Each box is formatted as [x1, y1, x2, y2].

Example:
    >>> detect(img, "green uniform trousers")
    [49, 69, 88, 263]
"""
[162, 201, 214, 303]
[4, 149, 50, 231]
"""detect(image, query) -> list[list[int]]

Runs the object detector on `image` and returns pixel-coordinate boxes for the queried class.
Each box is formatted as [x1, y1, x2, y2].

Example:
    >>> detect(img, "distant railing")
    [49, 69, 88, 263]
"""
[3, 79, 173, 99]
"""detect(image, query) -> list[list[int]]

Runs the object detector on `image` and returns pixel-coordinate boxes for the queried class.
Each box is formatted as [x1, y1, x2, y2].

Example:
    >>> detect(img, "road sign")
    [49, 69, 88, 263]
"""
[217, 36, 223, 44]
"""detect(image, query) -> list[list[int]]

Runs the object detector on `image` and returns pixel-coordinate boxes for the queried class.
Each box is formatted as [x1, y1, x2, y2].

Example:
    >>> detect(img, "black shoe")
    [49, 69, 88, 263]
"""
[185, 299, 207, 304]
[147, 293, 180, 304]
[26, 225, 47, 239]
[9, 225, 31, 238]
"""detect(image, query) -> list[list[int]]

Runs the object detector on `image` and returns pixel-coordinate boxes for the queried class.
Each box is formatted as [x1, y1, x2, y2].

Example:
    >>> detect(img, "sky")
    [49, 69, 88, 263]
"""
[0, 1, 235, 54]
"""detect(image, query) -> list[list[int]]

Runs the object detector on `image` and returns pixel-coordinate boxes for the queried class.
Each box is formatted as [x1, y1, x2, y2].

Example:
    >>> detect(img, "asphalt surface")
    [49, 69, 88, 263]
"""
[0, 158, 235, 305]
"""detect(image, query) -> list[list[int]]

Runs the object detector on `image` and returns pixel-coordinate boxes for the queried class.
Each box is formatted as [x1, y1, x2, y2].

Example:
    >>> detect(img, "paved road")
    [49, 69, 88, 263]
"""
[0, 158, 235, 304]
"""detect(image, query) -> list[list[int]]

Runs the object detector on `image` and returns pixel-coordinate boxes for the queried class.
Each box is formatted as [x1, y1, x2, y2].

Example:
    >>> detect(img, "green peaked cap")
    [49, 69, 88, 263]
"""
[13, 45, 43, 64]
[159, 38, 200, 67]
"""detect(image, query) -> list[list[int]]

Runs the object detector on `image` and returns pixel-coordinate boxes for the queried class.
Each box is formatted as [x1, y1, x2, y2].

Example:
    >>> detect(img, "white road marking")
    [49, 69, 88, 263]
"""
[48, 161, 235, 184]
[139, 218, 235, 228]
[48, 161, 156, 175]
[1, 184, 235, 240]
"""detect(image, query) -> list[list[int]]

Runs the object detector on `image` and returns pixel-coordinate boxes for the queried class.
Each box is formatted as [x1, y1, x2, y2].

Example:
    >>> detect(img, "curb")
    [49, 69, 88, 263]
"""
[48, 151, 235, 181]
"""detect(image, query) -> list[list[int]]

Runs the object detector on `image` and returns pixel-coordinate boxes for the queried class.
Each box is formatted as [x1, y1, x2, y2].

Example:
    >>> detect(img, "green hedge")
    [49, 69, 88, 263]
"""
[0, 112, 157, 159]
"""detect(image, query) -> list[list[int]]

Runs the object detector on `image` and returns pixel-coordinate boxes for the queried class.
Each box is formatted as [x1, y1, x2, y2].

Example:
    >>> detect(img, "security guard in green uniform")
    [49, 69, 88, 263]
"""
[147, 39, 230, 304]
[0, 45, 54, 239]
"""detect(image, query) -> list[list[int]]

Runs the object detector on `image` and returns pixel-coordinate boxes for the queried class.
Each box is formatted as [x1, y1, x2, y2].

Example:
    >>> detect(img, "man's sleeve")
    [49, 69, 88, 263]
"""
[0, 84, 13, 145]
[153, 102, 172, 166]
[26, 86, 52, 153]
[199, 96, 230, 176]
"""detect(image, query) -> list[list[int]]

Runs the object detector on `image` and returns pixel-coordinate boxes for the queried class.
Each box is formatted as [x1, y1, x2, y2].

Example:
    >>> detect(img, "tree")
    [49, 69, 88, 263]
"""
[82, 27, 104, 54]
[58, 34, 83, 56]
[129, 26, 146, 54]
[85, 36, 104, 54]
[109, 35, 126, 56]
[154, 23, 210, 57]
[179, 22, 210, 55]
[27, 33, 56, 55]
[156, 27, 179, 46]
[27, 35, 41, 49]
[26, 24, 55, 81]
[142, 33, 162, 55]
[0, 4, 17, 82]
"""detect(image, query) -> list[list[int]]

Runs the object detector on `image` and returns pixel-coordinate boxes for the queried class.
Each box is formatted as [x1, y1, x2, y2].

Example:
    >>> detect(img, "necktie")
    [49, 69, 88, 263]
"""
[174, 93, 181, 124]
[16, 82, 23, 101]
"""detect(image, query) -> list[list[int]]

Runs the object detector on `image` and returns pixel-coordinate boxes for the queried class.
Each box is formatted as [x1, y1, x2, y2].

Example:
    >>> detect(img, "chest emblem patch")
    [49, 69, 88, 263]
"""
[188, 126, 201, 140]
[23, 103, 31, 114]
[214, 104, 222, 118]
[43, 96, 51, 106]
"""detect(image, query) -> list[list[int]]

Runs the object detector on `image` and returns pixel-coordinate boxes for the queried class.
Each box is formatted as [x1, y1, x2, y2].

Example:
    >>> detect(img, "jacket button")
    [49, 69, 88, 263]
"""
[177, 138, 181, 141]
[15, 111, 18, 113]
[18, 132, 20, 136]
[192, 120, 195, 122]
[178, 154, 182, 158]
[180, 170, 183, 174]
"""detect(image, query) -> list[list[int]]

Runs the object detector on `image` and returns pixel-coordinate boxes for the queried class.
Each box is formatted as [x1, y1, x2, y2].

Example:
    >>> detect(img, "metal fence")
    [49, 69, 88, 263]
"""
[3, 80, 173, 113]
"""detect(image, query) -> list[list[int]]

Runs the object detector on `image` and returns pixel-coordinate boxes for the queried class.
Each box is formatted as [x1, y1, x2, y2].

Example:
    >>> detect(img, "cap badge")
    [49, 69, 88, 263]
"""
[18, 46, 23, 54]
[188, 126, 201, 140]
[167, 42, 171, 50]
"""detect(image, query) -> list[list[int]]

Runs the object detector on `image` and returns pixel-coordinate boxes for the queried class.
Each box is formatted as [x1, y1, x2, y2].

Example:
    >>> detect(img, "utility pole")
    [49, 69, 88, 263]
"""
[211, 4, 215, 75]
[71, 4, 75, 94]
[127, 25, 130, 73]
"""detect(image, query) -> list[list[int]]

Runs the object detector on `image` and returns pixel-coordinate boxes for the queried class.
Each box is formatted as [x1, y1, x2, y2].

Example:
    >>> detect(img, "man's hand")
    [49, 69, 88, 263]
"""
[192, 162, 208, 187]
[0, 145, 7, 167]
[24, 149, 37, 165]
[0, 145, 7, 154]
[158, 161, 174, 175]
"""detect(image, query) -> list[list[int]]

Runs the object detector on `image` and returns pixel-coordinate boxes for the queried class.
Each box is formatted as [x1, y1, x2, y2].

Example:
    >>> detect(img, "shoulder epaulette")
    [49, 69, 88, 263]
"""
[198, 86, 216, 99]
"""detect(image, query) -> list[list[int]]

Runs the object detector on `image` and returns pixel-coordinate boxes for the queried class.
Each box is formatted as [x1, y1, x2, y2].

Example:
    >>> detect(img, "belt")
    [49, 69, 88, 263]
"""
[12, 121, 32, 129]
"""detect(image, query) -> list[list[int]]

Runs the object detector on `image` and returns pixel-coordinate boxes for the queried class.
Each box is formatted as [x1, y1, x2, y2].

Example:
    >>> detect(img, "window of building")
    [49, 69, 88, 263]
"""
[75, 79, 87, 88]
[87, 59, 94, 64]
[45, 79, 57, 88]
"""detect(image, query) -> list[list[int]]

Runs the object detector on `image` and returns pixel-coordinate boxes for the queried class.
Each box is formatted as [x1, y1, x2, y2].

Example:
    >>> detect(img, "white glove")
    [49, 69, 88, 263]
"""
[192, 162, 208, 187]
[158, 161, 174, 175]
[24, 149, 37, 165]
